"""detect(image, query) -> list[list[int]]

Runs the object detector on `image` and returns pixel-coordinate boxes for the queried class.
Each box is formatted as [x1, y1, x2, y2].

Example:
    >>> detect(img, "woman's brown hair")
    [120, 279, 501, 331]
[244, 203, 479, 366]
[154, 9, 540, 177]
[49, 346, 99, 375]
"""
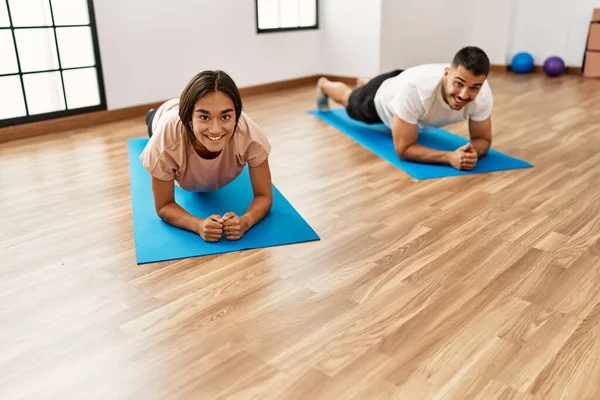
[179, 70, 243, 139]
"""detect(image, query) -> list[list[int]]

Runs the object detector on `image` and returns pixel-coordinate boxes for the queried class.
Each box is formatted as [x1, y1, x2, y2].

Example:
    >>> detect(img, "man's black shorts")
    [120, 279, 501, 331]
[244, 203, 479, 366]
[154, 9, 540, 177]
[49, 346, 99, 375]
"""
[346, 69, 403, 124]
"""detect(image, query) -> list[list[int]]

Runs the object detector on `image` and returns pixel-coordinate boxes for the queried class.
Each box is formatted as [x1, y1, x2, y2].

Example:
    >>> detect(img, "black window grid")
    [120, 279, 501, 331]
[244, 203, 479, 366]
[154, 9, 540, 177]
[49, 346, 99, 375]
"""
[0, 0, 107, 128]
[255, 0, 319, 34]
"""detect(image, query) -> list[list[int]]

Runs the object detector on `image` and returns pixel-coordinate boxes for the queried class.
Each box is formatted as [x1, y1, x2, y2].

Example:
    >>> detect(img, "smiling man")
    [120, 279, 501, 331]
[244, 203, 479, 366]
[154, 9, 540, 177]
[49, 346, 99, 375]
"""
[316, 46, 493, 171]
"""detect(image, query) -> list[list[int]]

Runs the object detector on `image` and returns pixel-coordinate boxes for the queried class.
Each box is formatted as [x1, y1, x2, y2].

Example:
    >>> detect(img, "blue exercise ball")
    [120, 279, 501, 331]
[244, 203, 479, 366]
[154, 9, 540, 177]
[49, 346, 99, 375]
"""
[543, 56, 565, 77]
[511, 52, 534, 74]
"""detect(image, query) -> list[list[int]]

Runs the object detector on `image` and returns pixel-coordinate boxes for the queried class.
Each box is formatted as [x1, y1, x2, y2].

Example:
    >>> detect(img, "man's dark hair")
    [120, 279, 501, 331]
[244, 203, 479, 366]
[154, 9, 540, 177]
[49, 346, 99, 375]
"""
[451, 46, 490, 76]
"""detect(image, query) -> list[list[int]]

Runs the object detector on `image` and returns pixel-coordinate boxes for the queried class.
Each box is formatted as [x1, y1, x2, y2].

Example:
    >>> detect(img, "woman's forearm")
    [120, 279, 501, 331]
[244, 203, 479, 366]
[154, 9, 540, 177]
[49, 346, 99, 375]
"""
[157, 202, 201, 233]
[241, 195, 272, 230]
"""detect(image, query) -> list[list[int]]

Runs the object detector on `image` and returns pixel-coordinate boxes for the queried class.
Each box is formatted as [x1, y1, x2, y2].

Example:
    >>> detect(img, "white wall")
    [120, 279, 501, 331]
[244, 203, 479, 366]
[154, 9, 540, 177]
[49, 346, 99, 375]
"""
[470, 0, 516, 65]
[92, 0, 322, 110]
[379, 0, 474, 71]
[376, 0, 599, 71]
[508, 0, 600, 67]
[91, 0, 600, 111]
[320, 0, 382, 77]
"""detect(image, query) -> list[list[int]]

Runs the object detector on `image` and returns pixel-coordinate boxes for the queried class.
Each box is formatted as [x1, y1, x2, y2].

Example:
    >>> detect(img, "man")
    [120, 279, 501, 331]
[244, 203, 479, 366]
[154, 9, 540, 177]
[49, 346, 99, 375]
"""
[316, 46, 493, 171]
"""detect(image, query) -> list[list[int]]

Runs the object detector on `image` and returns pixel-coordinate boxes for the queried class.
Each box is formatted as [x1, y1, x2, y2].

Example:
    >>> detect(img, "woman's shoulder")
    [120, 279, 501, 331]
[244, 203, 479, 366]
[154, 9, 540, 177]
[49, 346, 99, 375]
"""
[237, 112, 269, 145]
[140, 101, 190, 179]
[151, 101, 188, 149]
[234, 112, 271, 166]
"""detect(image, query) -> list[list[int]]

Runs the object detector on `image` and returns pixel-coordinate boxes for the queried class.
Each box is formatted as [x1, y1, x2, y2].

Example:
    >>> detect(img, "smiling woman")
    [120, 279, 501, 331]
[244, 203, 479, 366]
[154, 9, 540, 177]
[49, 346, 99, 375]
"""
[140, 70, 273, 243]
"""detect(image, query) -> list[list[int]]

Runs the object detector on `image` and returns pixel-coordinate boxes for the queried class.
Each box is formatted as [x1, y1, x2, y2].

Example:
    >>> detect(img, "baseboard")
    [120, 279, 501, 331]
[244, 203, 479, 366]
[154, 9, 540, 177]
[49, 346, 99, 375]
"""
[3, 64, 582, 144]
[490, 64, 510, 72]
[320, 74, 358, 85]
[0, 101, 165, 144]
[239, 75, 320, 97]
[496, 64, 583, 75]
[0, 74, 334, 144]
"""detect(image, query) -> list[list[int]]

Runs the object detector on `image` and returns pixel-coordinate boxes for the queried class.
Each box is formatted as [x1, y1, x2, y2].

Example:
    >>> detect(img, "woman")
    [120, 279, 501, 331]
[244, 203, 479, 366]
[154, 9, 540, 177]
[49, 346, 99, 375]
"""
[140, 70, 273, 242]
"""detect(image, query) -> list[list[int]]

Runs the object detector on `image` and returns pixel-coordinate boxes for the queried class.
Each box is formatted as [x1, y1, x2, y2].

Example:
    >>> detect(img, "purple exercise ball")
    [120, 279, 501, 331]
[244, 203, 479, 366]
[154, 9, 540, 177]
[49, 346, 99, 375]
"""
[543, 56, 565, 77]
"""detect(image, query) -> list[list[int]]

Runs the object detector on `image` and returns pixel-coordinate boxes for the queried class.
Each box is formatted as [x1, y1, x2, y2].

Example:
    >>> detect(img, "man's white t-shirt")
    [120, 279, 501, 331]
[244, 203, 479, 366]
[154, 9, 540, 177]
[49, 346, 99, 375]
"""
[373, 63, 493, 129]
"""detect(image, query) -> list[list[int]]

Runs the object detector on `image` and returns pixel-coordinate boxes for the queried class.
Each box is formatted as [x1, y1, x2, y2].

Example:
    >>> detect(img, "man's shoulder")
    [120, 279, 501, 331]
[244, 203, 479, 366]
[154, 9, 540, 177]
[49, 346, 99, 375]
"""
[473, 80, 494, 106]
[465, 79, 494, 120]
[389, 64, 446, 95]
[398, 63, 447, 82]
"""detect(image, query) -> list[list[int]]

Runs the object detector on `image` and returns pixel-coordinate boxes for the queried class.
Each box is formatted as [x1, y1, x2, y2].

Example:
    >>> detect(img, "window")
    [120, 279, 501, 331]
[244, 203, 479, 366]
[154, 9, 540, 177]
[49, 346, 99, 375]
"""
[0, 0, 106, 128]
[256, 0, 318, 33]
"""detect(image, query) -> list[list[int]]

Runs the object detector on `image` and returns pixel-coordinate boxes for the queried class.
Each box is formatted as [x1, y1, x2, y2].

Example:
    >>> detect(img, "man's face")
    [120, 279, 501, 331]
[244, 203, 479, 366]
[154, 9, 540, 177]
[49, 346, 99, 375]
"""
[443, 65, 487, 110]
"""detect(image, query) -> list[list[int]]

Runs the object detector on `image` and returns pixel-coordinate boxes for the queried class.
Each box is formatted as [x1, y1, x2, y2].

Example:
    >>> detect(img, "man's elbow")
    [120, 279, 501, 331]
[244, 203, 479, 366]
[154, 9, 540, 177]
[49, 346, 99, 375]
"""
[395, 146, 410, 160]
[475, 138, 491, 157]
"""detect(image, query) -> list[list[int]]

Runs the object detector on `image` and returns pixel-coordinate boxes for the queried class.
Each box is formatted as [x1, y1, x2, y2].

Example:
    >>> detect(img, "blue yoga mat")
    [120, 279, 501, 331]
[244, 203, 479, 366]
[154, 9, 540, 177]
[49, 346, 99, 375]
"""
[309, 108, 532, 180]
[127, 138, 319, 264]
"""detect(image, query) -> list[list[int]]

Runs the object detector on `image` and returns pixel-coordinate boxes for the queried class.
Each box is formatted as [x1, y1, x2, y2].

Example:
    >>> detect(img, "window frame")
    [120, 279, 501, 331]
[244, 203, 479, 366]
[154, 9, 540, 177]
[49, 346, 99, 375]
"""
[0, 0, 107, 129]
[255, 0, 319, 34]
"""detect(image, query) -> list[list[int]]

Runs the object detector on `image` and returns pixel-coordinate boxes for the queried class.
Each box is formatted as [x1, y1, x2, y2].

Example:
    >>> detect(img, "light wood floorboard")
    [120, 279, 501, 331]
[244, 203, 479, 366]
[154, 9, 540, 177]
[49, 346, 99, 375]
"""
[1, 72, 600, 399]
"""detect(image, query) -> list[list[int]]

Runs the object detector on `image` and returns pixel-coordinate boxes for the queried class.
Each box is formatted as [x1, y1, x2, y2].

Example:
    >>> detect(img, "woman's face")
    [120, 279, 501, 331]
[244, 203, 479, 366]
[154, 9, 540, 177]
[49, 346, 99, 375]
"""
[189, 90, 237, 153]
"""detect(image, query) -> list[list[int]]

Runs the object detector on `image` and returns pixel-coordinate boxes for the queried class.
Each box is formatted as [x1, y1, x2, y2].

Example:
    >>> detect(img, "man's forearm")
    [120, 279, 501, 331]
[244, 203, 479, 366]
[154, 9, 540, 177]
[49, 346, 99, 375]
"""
[397, 144, 451, 165]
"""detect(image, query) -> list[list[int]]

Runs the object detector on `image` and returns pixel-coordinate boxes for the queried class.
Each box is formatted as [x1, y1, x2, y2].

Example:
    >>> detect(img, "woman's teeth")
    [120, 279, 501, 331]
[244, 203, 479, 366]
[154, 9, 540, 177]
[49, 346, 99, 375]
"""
[207, 135, 224, 141]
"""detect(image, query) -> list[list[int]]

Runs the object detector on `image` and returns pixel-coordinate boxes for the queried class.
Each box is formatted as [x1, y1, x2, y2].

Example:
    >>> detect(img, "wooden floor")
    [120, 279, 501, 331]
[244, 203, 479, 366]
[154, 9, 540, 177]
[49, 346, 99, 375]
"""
[1, 71, 600, 400]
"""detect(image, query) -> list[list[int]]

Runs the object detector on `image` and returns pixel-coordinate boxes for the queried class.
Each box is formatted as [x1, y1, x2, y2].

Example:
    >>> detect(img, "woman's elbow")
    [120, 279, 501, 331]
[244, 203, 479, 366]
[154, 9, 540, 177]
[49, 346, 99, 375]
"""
[264, 195, 273, 211]
[258, 194, 273, 213]
[155, 202, 173, 221]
